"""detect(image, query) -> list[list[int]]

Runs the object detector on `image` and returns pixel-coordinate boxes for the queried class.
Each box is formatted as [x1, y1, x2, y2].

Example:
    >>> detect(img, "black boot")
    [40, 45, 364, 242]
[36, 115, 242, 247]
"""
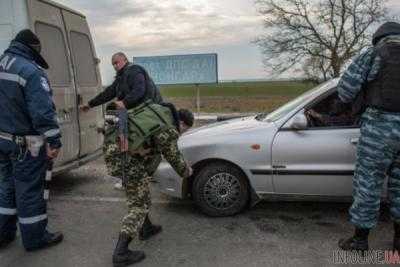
[393, 222, 400, 252]
[113, 233, 145, 267]
[26, 231, 63, 252]
[0, 233, 16, 250]
[139, 215, 162, 241]
[338, 227, 369, 252]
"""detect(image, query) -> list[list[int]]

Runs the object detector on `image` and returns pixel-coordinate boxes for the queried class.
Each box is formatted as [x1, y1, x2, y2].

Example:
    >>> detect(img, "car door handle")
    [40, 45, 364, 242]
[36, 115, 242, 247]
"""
[350, 138, 359, 145]
[77, 94, 83, 105]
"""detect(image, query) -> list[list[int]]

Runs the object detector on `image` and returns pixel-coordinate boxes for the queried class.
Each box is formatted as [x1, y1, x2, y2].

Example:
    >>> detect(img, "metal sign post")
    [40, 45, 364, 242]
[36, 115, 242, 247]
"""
[196, 83, 200, 114]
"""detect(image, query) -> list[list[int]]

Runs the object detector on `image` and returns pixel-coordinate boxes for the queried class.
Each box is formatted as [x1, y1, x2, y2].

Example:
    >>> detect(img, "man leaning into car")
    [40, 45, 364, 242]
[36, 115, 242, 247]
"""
[336, 22, 400, 253]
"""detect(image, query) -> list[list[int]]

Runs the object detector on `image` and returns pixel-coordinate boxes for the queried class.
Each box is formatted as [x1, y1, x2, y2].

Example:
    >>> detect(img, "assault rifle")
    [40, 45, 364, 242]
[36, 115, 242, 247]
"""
[117, 109, 129, 187]
[105, 103, 129, 187]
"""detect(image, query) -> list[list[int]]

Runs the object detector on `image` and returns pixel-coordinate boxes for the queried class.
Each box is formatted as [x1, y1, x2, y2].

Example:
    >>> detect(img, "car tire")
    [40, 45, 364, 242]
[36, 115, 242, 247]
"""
[192, 162, 249, 217]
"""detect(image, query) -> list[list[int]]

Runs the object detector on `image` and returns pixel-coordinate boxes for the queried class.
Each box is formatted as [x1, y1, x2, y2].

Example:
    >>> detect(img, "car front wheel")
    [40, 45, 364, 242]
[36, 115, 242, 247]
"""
[192, 162, 249, 217]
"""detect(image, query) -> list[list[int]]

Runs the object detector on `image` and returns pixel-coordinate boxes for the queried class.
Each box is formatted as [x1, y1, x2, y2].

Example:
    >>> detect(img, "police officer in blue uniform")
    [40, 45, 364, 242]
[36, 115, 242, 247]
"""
[0, 29, 63, 251]
[337, 22, 400, 252]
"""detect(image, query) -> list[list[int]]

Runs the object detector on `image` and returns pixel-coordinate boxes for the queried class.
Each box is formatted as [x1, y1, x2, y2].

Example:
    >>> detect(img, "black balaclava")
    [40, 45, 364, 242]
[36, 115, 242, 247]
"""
[13, 29, 49, 69]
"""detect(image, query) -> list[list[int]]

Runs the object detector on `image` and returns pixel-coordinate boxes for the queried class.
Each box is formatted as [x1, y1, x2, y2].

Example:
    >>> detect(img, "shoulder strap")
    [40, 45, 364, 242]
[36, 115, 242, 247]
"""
[160, 102, 180, 132]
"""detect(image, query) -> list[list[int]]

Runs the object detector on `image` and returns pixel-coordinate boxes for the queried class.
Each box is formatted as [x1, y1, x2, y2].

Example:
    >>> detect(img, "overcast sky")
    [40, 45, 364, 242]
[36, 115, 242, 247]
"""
[58, 0, 400, 85]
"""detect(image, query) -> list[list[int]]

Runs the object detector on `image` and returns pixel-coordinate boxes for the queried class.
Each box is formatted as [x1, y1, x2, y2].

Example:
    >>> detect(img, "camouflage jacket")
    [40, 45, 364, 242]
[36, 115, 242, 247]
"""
[337, 48, 380, 104]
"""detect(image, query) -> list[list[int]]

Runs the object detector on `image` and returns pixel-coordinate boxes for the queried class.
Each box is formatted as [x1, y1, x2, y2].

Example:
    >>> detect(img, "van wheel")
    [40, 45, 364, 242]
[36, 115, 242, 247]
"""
[192, 162, 249, 217]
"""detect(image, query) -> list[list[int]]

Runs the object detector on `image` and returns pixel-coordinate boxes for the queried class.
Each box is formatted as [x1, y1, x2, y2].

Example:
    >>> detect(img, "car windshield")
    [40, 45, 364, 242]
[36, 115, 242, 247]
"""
[255, 80, 335, 122]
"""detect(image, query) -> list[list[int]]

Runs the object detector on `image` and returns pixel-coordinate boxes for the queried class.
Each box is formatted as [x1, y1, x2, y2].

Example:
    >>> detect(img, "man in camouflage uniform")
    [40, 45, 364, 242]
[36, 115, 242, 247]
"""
[336, 22, 400, 252]
[80, 52, 163, 190]
[108, 104, 194, 267]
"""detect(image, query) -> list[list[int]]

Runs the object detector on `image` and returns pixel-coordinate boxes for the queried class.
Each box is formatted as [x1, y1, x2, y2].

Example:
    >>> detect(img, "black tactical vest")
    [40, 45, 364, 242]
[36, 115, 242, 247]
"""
[117, 64, 163, 107]
[136, 64, 163, 104]
[366, 41, 400, 112]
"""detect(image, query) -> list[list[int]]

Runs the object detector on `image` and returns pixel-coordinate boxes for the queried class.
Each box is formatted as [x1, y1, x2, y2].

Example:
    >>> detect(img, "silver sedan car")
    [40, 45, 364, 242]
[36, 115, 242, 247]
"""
[154, 79, 362, 216]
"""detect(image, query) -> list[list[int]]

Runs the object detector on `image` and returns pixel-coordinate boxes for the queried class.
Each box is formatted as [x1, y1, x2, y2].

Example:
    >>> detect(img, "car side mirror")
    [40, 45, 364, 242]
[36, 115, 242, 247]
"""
[283, 111, 308, 130]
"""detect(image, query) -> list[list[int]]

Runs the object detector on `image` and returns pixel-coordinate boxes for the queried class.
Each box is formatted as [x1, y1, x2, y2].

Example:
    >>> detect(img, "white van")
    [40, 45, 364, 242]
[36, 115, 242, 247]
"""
[0, 0, 104, 174]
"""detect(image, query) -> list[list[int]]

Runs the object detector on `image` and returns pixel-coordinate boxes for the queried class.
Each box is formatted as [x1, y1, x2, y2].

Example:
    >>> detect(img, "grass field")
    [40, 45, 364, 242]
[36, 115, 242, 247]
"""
[159, 81, 315, 113]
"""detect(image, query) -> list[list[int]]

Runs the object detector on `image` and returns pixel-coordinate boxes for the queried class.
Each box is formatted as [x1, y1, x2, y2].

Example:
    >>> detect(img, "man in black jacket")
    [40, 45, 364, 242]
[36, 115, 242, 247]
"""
[80, 52, 163, 188]
[81, 53, 164, 265]
[80, 52, 162, 111]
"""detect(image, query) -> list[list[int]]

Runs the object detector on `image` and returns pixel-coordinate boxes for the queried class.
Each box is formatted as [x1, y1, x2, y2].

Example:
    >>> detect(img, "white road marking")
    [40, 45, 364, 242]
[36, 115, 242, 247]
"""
[52, 195, 190, 205]
[53, 196, 124, 202]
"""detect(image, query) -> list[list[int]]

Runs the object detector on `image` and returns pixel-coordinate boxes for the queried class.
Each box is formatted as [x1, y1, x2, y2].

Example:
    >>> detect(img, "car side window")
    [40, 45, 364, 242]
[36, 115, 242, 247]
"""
[304, 90, 360, 129]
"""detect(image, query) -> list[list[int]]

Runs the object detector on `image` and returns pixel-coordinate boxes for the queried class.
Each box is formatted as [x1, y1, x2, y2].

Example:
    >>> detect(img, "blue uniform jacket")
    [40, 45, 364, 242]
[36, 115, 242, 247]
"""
[0, 41, 61, 148]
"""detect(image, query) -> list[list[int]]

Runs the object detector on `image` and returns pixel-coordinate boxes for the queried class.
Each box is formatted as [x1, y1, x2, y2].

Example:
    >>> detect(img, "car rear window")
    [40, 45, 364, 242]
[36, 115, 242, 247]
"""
[35, 22, 71, 86]
[70, 31, 98, 87]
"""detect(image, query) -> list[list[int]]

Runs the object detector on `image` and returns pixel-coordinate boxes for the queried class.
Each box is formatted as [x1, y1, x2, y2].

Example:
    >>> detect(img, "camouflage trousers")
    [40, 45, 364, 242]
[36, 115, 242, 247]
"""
[350, 108, 400, 229]
[104, 142, 161, 239]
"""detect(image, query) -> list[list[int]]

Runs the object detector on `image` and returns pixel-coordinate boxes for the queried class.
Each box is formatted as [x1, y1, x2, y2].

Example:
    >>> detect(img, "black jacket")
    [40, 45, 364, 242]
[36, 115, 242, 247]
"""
[88, 63, 163, 109]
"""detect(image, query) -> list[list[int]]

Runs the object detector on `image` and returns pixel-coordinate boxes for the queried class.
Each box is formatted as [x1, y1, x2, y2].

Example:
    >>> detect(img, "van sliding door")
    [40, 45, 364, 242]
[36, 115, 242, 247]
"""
[61, 10, 104, 157]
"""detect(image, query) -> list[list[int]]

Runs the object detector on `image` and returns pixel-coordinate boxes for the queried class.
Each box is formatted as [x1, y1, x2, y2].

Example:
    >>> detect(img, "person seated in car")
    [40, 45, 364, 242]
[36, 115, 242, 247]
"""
[305, 100, 356, 127]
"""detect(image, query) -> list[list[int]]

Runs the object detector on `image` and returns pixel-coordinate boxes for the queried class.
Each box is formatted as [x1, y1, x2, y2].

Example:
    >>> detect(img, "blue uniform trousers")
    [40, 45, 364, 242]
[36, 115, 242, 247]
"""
[0, 139, 48, 250]
[350, 108, 400, 228]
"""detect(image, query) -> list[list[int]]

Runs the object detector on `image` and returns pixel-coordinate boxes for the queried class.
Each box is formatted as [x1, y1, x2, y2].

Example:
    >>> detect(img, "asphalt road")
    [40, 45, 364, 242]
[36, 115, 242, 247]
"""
[0, 158, 394, 267]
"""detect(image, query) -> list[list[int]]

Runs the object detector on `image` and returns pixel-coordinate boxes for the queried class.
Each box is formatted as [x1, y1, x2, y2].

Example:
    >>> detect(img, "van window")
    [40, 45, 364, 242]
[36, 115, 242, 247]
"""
[35, 22, 70, 86]
[70, 31, 98, 86]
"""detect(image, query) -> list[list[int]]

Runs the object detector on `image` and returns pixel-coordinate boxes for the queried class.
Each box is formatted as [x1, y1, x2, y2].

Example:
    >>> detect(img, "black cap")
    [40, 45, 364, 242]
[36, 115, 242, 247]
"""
[13, 29, 48, 69]
[372, 22, 400, 45]
[14, 29, 41, 50]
